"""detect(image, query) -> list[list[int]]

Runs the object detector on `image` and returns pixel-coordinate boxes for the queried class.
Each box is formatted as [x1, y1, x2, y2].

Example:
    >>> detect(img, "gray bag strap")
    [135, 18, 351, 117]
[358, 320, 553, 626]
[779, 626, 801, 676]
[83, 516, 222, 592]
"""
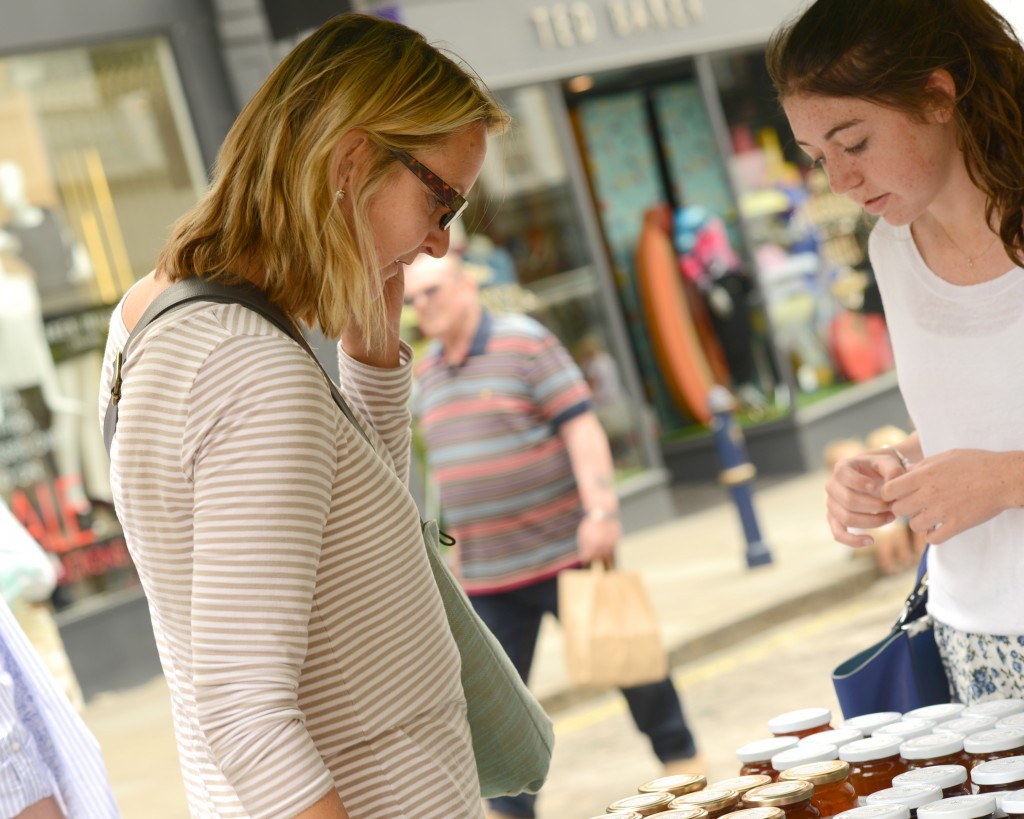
[102, 276, 370, 454]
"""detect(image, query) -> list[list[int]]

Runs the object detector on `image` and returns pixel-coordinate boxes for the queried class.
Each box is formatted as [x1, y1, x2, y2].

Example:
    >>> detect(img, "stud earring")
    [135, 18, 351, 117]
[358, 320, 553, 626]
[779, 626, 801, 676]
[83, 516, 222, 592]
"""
[335, 188, 345, 201]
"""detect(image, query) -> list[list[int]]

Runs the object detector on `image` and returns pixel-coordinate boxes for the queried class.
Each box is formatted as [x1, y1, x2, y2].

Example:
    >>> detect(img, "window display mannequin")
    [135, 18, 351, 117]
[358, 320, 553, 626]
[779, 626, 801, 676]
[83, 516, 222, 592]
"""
[0, 162, 111, 508]
[0, 161, 93, 312]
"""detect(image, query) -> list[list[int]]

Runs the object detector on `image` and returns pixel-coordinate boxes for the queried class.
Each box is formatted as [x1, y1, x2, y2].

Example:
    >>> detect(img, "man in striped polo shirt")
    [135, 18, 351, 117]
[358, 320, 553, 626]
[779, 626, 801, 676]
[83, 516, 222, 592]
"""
[406, 251, 700, 819]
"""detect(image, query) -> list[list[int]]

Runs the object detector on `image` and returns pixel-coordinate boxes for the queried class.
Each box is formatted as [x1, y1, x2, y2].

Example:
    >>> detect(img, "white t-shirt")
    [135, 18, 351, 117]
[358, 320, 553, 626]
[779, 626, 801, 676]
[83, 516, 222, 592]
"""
[870, 220, 1024, 635]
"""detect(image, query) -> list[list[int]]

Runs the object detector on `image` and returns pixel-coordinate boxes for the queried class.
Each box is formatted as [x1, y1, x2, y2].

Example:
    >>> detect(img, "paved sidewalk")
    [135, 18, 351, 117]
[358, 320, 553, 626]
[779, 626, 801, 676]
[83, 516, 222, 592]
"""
[529, 468, 878, 711]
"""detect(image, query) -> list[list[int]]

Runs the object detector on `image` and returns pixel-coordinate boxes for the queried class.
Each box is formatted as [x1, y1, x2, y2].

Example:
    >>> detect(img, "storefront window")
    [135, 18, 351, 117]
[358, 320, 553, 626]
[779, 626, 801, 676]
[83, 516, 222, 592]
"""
[565, 60, 785, 441]
[0, 37, 206, 607]
[710, 47, 893, 403]
[402, 85, 653, 478]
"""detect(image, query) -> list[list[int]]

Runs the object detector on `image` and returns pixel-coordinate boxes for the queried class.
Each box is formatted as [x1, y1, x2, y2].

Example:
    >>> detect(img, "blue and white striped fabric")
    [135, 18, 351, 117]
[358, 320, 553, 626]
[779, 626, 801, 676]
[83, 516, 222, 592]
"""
[0, 597, 120, 818]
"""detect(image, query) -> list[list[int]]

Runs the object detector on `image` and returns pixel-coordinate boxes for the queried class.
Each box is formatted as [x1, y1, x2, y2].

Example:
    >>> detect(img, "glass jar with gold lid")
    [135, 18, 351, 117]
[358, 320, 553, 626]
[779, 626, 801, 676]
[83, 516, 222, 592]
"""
[640, 774, 708, 797]
[658, 810, 713, 819]
[588, 814, 643, 819]
[606, 791, 676, 816]
[744, 780, 821, 819]
[671, 787, 742, 818]
[721, 808, 786, 819]
[779, 759, 858, 818]
[710, 776, 774, 799]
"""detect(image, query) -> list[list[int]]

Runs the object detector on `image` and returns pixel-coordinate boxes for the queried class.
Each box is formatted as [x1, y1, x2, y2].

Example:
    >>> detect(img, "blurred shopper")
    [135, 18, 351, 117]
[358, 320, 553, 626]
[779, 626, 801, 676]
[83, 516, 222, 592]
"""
[406, 250, 700, 819]
[99, 13, 508, 819]
[0, 595, 120, 818]
[768, 0, 1024, 702]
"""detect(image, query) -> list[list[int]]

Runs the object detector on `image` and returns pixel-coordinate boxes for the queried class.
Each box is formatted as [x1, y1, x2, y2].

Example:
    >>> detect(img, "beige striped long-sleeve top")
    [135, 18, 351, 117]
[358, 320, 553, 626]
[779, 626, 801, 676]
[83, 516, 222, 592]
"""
[99, 297, 482, 819]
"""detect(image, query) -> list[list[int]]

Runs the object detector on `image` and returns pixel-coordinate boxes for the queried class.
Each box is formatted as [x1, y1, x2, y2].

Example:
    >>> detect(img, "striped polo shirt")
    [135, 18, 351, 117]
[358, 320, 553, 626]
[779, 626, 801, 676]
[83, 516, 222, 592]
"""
[415, 311, 592, 595]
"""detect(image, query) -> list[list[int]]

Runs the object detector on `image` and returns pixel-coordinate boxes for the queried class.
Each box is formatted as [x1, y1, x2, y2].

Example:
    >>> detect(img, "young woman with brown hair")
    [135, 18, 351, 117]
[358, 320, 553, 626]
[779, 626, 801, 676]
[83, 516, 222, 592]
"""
[767, 0, 1024, 703]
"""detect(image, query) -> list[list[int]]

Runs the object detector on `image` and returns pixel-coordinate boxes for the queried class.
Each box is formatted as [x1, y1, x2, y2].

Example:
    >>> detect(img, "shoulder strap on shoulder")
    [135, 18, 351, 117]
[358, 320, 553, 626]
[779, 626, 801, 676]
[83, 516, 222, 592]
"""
[102, 276, 369, 454]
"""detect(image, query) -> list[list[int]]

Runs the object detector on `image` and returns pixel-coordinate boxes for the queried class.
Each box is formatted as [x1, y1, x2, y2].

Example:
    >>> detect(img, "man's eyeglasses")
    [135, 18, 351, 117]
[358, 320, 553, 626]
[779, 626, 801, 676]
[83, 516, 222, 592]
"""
[402, 283, 441, 308]
[390, 149, 468, 231]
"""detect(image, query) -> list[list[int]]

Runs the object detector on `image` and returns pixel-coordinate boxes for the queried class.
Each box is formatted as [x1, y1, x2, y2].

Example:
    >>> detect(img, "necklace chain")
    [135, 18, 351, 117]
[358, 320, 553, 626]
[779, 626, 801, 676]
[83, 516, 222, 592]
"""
[933, 220, 1000, 269]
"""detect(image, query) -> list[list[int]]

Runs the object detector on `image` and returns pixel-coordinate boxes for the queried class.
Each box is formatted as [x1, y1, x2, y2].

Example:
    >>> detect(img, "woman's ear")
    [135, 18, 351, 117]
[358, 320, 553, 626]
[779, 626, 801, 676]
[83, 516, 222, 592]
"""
[924, 69, 957, 123]
[329, 128, 371, 191]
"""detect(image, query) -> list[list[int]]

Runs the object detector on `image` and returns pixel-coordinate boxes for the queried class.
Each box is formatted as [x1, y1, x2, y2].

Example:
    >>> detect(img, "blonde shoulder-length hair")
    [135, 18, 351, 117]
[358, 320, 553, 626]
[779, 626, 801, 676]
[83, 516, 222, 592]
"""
[157, 13, 509, 347]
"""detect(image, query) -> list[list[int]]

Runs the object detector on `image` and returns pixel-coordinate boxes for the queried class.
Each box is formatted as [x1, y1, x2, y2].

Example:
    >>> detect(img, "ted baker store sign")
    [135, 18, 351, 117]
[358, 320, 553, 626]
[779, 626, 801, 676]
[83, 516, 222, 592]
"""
[529, 0, 704, 49]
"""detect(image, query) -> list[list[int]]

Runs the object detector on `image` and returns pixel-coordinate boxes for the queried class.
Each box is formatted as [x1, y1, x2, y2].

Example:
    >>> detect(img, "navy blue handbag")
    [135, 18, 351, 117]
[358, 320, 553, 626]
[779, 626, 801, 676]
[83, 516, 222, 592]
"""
[832, 550, 951, 718]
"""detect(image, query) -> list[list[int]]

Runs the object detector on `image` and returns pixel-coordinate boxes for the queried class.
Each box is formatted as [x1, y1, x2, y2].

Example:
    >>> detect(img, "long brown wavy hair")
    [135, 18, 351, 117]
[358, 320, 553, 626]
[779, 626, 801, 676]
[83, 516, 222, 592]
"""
[157, 13, 509, 348]
[766, 0, 1024, 264]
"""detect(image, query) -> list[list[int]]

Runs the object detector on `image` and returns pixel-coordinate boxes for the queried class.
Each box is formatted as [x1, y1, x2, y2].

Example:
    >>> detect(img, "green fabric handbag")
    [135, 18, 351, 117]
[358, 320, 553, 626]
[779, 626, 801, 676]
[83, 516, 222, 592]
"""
[103, 277, 554, 798]
[421, 519, 554, 796]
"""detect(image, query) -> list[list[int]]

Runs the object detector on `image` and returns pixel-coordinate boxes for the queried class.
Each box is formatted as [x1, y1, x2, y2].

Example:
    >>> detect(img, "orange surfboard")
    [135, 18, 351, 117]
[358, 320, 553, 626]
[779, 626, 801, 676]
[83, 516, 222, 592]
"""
[635, 204, 717, 425]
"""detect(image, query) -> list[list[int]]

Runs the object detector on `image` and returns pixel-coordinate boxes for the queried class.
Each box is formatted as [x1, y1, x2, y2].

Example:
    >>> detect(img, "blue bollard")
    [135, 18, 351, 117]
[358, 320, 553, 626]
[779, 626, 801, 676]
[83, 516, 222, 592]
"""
[707, 385, 773, 568]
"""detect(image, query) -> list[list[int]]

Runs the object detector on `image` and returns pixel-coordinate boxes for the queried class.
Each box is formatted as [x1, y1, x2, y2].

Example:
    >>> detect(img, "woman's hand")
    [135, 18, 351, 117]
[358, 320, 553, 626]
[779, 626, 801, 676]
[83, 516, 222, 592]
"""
[880, 449, 1024, 544]
[826, 448, 906, 547]
[341, 266, 405, 368]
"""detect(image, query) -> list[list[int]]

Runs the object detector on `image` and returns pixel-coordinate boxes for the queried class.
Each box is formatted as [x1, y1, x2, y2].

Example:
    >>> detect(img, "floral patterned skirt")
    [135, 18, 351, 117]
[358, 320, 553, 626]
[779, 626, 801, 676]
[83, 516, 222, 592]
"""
[933, 617, 1024, 703]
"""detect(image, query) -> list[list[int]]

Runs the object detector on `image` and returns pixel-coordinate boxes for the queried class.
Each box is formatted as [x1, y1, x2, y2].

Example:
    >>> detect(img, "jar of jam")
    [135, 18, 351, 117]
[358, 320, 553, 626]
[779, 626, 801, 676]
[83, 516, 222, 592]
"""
[740, 738, 802, 779]
[773, 745, 841, 775]
[640, 774, 708, 797]
[916, 794, 998, 819]
[942, 718, 1000, 741]
[606, 791, 676, 816]
[904, 705, 968, 726]
[779, 760, 858, 818]
[964, 729, 1024, 769]
[835, 806, 910, 819]
[842, 715, 904, 739]
[900, 733, 972, 771]
[875, 720, 939, 743]
[672, 788, 742, 818]
[721, 809, 786, 819]
[1000, 790, 1024, 819]
[970, 756, 1024, 795]
[770, 709, 834, 739]
[963, 701, 1024, 722]
[893, 765, 972, 799]
[744, 780, 822, 819]
[657, 808, 712, 819]
[998, 716, 1024, 733]
[802, 730, 866, 751]
[711, 776, 775, 799]
[840, 736, 910, 803]
[589, 814, 643, 819]
[655, 810, 712, 818]
[865, 784, 942, 819]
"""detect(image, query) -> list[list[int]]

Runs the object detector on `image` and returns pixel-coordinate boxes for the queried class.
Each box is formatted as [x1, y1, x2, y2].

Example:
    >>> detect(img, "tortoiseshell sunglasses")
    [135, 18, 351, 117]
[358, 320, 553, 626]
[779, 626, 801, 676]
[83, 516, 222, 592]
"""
[389, 149, 468, 231]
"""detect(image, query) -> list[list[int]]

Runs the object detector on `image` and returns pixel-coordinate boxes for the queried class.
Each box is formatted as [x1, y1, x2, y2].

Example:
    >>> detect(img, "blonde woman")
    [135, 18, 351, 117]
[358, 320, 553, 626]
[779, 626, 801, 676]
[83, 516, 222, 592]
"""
[99, 14, 508, 819]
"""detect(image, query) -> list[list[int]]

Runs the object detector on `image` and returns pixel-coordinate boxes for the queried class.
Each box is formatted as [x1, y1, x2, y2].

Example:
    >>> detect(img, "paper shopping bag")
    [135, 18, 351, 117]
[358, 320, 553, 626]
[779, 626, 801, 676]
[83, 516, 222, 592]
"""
[558, 563, 668, 688]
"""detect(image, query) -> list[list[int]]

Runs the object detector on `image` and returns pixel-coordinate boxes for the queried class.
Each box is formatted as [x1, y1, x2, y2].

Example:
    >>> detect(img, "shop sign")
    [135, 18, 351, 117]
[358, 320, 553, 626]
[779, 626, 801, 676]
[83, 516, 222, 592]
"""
[529, 0, 703, 49]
